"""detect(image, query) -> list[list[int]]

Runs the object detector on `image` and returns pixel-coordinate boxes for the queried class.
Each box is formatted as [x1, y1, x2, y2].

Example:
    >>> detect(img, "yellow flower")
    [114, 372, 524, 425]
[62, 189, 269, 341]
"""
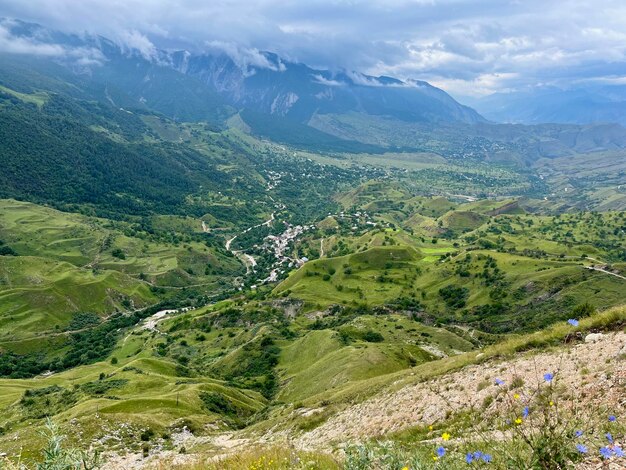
[428, 425, 433, 431]
[402, 467, 409, 470]
[441, 432, 451, 441]
[549, 401, 554, 407]
[513, 393, 520, 400]
[433, 456, 439, 461]
[515, 418, 523, 425]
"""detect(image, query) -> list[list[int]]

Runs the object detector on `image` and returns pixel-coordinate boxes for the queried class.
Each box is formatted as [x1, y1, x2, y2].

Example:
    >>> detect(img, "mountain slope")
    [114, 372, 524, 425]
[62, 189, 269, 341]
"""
[173, 50, 485, 124]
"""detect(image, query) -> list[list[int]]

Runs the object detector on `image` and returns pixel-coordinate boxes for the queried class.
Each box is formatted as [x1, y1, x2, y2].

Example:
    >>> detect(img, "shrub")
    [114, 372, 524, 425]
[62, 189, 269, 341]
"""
[362, 331, 384, 343]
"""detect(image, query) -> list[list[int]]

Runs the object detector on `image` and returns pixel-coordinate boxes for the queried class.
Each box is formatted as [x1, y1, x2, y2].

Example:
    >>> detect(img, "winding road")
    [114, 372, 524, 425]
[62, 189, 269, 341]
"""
[220, 213, 275, 275]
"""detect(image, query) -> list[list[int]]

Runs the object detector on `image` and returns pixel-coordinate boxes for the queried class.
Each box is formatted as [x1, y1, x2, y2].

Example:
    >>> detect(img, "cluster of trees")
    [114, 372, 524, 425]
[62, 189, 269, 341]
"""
[0, 240, 17, 256]
[0, 301, 184, 378]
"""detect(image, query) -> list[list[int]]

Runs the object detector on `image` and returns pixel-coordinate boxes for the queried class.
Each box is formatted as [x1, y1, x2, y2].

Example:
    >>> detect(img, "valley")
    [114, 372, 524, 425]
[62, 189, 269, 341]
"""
[0, 16, 625, 469]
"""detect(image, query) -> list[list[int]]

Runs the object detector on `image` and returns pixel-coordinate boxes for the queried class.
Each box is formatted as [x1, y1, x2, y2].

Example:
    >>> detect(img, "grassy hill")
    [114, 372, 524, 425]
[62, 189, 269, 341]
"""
[0, 200, 246, 360]
[1, 298, 624, 468]
[279, 193, 626, 333]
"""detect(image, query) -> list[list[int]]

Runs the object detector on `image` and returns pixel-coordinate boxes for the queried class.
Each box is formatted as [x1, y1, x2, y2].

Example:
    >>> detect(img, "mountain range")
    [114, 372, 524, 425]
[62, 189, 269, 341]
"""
[468, 85, 626, 126]
[0, 18, 484, 128]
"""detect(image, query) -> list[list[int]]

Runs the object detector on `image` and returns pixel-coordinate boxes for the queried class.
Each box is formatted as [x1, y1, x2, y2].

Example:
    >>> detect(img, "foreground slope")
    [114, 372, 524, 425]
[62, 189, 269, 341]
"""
[90, 304, 626, 469]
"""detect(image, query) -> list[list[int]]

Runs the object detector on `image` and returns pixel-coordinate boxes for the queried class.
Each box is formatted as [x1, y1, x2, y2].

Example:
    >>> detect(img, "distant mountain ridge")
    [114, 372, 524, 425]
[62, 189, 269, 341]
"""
[469, 85, 626, 126]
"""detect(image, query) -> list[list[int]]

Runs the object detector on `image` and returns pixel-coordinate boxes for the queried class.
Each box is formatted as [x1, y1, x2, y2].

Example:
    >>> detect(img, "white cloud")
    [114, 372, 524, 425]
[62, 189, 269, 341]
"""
[430, 73, 521, 97]
[205, 40, 286, 75]
[311, 74, 345, 86]
[0, 21, 105, 65]
[118, 29, 161, 62]
[0, 24, 64, 56]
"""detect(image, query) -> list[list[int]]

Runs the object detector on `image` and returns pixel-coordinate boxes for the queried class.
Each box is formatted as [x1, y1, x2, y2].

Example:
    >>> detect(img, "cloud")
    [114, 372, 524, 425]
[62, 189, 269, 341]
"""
[0, 19, 105, 65]
[0, 23, 64, 56]
[205, 40, 286, 75]
[118, 29, 161, 62]
[1, 0, 626, 96]
[311, 74, 345, 86]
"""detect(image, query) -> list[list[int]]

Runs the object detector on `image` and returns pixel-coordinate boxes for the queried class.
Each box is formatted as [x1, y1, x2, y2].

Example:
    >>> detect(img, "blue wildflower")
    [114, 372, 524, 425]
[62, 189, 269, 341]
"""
[607, 432, 614, 444]
[614, 446, 624, 458]
[609, 415, 617, 422]
[466, 453, 474, 464]
[482, 454, 492, 463]
[600, 447, 612, 459]
[473, 451, 483, 459]
[436, 446, 446, 457]
[567, 319, 579, 327]
[495, 378, 505, 386]
[544, 372, 554, 382]
[522, 406, 530, 418]
[576, 444, 588, 454]
[575, 430, 584, 438]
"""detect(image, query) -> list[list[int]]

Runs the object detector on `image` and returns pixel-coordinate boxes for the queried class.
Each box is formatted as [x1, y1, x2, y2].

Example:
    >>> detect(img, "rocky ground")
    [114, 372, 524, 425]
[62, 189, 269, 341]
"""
[295, 332, 626, 449]
[101, 332, 626, 469]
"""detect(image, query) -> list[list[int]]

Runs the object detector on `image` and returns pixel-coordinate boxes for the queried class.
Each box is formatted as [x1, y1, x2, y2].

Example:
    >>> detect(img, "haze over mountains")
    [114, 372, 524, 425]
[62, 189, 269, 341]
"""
[468, 85, 626, 126]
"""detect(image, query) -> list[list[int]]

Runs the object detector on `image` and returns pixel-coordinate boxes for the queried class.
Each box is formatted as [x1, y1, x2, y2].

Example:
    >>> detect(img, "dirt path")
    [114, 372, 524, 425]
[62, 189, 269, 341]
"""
[586, 266, 626, 280]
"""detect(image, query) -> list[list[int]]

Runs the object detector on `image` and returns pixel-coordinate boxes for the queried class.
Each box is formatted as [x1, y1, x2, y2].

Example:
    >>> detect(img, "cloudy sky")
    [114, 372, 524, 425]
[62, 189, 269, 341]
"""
[1, 0, 626, 98]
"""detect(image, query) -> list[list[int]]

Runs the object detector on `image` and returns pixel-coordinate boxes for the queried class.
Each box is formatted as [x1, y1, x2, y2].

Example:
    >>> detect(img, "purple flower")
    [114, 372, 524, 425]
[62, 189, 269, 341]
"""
[522, 406, 530, 418]
[609, 415, 617, 422]
[607, 432, 614, 444]
[576, 444, 588, 454]
[436, 446, 446, 457]
[600, 446, 612, 459]
[544, 372, 554, 382]
[567, 319, 579, 327]
[495, 378, 505, 386]
[575, 430, 584, 438]
[614, 446, 624, 458]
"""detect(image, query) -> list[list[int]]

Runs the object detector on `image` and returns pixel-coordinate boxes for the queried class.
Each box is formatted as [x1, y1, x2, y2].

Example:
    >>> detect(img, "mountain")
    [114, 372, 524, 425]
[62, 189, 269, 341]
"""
[468, 85, 626, 126]
[0, 19, 485, 129]
[172, 50, 485, 124]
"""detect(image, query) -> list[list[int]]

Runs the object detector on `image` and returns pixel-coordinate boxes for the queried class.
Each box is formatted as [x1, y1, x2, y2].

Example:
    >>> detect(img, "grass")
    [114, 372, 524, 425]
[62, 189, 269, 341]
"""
[0, 329, 268, 461]
[1, 188, 626, 464]
[0, 255, 155, 346]
[276, 315, 474, 403]
[0, 199, 241, 283]
[0, 84, 48, 107]
[0, 199, 245, 352]
[161, 446, 340, 469]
